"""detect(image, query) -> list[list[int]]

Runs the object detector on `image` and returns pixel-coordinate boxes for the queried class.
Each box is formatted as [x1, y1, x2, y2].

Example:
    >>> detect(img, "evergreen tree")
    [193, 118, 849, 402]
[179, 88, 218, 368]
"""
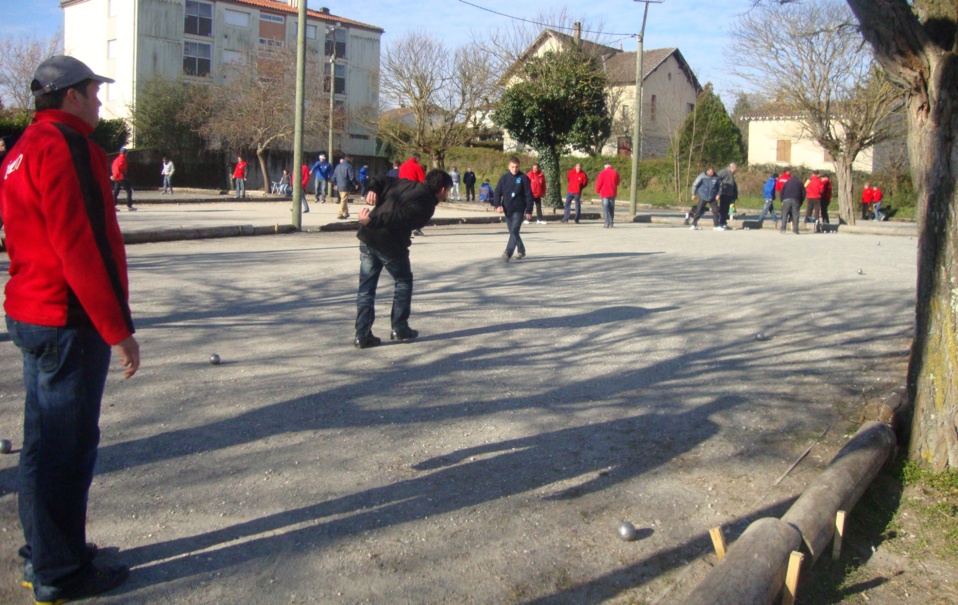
[672, 83, 745, 170]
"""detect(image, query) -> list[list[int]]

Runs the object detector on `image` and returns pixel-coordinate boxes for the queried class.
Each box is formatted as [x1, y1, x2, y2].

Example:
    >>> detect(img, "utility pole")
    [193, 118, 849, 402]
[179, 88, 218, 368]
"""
[629, 0, 662, 218]
[326, 24, 340, 201]
[291, 0, 307, 230]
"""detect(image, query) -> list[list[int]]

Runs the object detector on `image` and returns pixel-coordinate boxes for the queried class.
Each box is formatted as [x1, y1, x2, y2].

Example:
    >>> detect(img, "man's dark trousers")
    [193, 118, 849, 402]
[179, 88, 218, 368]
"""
[356, 243, 413, 337]
[112, 179, 133, 209]
[719, 194, 734, 226]
[505, 211, 526, 257]
[6, 317, 110, 588]
[691, 198, 719, 228]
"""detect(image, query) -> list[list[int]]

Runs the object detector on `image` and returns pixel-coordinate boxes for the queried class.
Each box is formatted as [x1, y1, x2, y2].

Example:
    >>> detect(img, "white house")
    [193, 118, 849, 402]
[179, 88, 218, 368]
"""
[503, 29, 703, 158]
[745, 110, 906, 174]
[60, 0, 382, 155]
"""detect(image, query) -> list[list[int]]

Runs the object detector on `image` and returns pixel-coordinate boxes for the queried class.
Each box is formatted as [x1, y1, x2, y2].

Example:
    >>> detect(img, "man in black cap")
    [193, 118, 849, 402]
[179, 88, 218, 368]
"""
[353, 168, 451, 348]
[0, 54, 138, 603]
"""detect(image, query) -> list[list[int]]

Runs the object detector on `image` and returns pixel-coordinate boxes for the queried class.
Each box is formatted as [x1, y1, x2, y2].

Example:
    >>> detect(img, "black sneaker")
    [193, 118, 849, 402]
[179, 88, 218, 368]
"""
[390, 328, 419, 342]
[33, 562, 129, 604]
[21, 543, 99, 589]
[354, 334, 381, 349]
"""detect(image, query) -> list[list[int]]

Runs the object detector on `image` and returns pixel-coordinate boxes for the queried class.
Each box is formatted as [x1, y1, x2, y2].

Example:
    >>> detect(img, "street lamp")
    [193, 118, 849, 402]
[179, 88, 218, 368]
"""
[629, 0, 663, 219]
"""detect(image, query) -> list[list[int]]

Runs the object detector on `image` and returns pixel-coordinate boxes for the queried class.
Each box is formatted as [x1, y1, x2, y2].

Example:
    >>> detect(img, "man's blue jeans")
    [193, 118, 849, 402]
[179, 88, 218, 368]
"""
[355, 244, 413, 338]
[5, 317, 111, 589]
[504, 211, 526, 258]
[314, 177, 326, 202]
[563, 192, 581, 222]
[757, 198, 779, 222]
[601, 197, 615, 227]
[234, 177, 246, 199]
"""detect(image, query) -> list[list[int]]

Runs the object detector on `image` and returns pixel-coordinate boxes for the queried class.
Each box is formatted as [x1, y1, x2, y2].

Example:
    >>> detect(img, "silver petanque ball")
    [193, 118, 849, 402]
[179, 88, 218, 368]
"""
[617, 522, 638, 541]
[857, 269, 864, 275]
[209, 353, 221, 365]
[0, 439, 12, 454]
[755, 332, 767, 341]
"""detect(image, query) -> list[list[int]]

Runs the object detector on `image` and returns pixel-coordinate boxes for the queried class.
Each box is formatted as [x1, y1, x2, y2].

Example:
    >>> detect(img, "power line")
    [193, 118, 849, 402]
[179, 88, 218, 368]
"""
[455, 0, 638, 37]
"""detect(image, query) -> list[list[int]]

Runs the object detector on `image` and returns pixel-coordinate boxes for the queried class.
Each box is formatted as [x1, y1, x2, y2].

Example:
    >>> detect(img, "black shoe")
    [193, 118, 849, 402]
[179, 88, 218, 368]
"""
[21, 544, 99, 589]
[390, 328, 419, 341]
[33, 562, 129, 604]
[354, 335, 381, 349]
[412, 229, 425, 236]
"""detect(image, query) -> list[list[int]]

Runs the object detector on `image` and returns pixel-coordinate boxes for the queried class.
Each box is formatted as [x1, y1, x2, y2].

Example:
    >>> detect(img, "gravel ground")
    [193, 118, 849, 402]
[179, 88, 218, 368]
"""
[0, 221, 936, 604]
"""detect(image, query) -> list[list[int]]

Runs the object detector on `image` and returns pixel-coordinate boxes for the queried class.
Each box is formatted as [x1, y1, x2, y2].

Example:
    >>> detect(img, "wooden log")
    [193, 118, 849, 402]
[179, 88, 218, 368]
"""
[679, 518, 802, 605]
[781, 421, 895, 562]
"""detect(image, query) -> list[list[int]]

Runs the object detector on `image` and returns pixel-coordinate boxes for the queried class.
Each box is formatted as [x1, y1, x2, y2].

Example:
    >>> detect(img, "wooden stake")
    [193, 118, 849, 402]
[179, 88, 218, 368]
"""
[709, 526, 727, 561]
[832, 510, 847, 561]
[783, 551, 804, 605]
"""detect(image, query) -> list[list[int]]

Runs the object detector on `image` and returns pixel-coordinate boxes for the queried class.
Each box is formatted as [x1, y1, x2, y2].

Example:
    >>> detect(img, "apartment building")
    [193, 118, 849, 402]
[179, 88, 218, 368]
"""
[61, 0, 382, 155]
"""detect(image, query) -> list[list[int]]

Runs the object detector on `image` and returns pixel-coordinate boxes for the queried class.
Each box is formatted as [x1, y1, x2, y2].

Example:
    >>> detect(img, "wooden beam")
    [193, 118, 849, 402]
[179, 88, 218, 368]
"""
[709, 526, 727, 561]
[832, 510, 847, 561]
[782, 551, 805, 605]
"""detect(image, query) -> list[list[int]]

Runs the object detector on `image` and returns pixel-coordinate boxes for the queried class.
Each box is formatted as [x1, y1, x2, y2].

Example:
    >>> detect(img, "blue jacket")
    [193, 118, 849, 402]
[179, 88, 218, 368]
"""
[309, 160, 332, 180]
[332, 161, 357, 191]
[359, 166, 369, 183]
[762, 177, 777, 200]
[479, 183, 494, 202]
[494, 170, 534, 215]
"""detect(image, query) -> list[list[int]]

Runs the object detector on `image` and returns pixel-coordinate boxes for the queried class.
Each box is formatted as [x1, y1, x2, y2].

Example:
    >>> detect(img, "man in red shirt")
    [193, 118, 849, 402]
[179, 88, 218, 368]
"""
[861, 183, 875, 219]
[0, 54, 138, 603]
[562, 163, 589, 223]
[595, 162, 621, 228]
[527, 163, 547, 225]
[871, 184, 885, 221]
[820, 175, 833, 223]
[110, 147, 135, 210]
[398, 153, 425, 183]
[233, 155, 248, 199]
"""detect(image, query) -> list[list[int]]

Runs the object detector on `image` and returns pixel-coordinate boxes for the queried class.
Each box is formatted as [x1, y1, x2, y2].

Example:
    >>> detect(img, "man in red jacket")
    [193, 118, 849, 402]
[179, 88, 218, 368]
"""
[595, 162, 621, 228]
[527, 163, 547, 225]
[0, 55, 138, 603]
[803, 170, 824, 224]
[820, 175, 833, 223]
[861, 183, 875, 219]
[398, 152, 426, 183]
[110, 147, 135, 210]
[562, 163, 588, 223]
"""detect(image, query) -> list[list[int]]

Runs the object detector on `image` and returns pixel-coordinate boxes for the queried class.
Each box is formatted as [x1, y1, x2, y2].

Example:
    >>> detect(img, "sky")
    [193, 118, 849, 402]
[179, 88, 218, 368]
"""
[5, 0, 758, 101]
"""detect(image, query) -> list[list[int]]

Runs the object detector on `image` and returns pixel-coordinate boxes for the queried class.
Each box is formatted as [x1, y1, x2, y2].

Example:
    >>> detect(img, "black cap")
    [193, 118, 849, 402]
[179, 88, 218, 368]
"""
[31, 55, 114, 97]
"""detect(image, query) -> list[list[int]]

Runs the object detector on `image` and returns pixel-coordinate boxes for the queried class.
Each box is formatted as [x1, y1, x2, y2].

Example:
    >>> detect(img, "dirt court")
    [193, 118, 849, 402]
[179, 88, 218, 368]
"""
[0, 221, 953, 604]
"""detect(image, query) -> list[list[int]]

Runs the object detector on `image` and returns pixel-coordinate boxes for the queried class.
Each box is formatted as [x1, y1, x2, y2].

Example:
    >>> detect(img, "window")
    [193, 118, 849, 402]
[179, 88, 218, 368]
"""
[260, 13, 284, 24]
[183, 41, 212, 77]
[687, 103, 695, 115]
[650, 94, 656, 122]
[325, 28, 347, 58]
[325, 62, 346, 94]
[107, 39, 118, 59]
[108, 0, 118, 17]
[259, 38, 285, 48]
[667, 72, 672, 81]
[349, 134, 370, 140]
[185, 1, 213, 36]
[777, 140, 792, 162]
[224, 9, 250, 28]
[306, 24, 317, 39]
[620, 105, 629, 122]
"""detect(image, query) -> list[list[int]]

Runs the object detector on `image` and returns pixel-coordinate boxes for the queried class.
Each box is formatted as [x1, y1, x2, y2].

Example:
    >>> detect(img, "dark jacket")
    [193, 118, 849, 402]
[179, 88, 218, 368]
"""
[463, 170, 477, 187]
[691, 171, 720, 201]
[716, 167, 738, 200]
[494, 170, 534, 215]
[780, 176, 806, 204]
[357, 177, 438, 258]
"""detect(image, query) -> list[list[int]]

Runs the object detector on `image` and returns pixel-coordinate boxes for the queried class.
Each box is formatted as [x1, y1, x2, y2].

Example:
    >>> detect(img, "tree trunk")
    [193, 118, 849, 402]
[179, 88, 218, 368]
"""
[904, 53, 958, 471]
[846, 0, 958, 471]
[538, 147, 563, 210]
[256, 147, 270, 194]
[833, 156, 856, 225]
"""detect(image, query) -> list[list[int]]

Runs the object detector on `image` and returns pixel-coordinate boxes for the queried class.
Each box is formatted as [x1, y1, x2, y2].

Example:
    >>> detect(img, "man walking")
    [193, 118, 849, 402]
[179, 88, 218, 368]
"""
[757, 172, 779, 224]
[780, 171, 806, 234]
[861, 183, 875, 220]
[820, 175, 833, 223]
[595, 162, 620, 228]
[463, 167, 477, 201]
[233, 155, 248, 199]
[715, 162, 738, 229]
[528, 163, 547, 224]
[688, 166, 720, 230]
[872, 183, 885, 221]
[161, 155, 175, 195]
[110, 147, 135, 210]
[354, 169, 451, 348]
[494, 157, 534, 261]
[562, 163, 588, 223]
[332, 155, 358, 220]
[309, 153, 332, 203]
[0, 54, 139, 604]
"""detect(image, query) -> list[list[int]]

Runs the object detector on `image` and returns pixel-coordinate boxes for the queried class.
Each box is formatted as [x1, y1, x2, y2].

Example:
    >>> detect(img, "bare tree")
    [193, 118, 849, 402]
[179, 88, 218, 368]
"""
[731, 0, 903, 225]
[377, 32, 498, 169]
[187, 46, 340, 192]
[0, 31, 63, 111]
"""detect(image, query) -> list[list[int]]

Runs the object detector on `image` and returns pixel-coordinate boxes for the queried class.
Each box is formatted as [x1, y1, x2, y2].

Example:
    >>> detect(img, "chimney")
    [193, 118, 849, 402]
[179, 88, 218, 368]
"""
[319, 6, 330, 14]
[286, 0, 298, 8]
[573, 22, 581, 48]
